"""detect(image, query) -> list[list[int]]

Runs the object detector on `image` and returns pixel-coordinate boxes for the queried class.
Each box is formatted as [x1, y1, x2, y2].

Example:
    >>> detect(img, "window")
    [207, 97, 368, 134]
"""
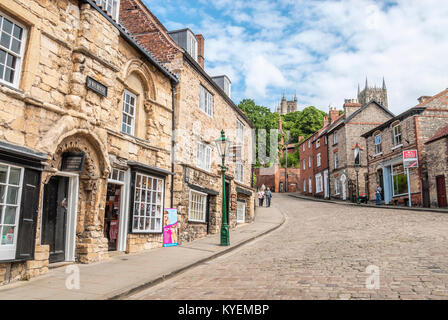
[315, 174, 323, 193]
[308, 140, 311, 149]
[236, 201, 246, 223]
[317, 153, 321, 167]
[316, 139, 320, 148]
[302, 159, 306, 170]
[0, 163, 23, 259]
[237, 120, 244, 145]
[199, 85, 213, 117]
[0, 12, 26, 87]
[354, 147, 361, 166]
[334, 153, 339, 169]
[308, 156, 311, 168]
[302, 144, 305, 152]
[303, 179, 306, 192]
[95, 0, 120, 21]
[333, 131, 338, 145]
[189, 190, 207, 222]
[132, 173, 164, 233]
[122, 90, 136, 135]
[235, 161, 244, 183]
[375, 134, 382, 154]
[196, 142, 212, 172]
[393, 124, 402, 146]
[334, 179, 340, 195]
[392, 164, 408, 196]
[109, 168, 125, 183]
[308, 177, 312, 193]
[325, 136, 328, 145]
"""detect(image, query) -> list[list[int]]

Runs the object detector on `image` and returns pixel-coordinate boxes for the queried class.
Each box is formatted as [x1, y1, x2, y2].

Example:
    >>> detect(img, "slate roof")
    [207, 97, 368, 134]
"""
[426, 124, 448, 144]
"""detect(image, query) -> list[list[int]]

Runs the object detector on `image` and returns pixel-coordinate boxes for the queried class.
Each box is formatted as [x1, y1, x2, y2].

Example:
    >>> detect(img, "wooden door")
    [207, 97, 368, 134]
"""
[42, 176, 69, 263]
[436, 176, 447, 208]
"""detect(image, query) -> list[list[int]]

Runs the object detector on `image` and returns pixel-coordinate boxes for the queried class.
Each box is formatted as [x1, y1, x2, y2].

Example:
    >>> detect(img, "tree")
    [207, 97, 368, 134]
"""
[282, 106, 328, 143]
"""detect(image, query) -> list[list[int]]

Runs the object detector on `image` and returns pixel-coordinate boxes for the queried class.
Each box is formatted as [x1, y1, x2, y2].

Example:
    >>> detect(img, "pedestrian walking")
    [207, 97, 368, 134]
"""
[376, 185, 382, 205]
[258, 190, 265, 207]
[265, 188, 272, 207]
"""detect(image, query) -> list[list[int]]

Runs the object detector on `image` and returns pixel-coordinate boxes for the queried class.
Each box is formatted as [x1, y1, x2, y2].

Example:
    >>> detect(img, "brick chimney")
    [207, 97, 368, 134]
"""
[329, 107, 340, 123]
[195, 34, 205, 68]
[343, 99, 362, 118]
[323, 116, 329, 128]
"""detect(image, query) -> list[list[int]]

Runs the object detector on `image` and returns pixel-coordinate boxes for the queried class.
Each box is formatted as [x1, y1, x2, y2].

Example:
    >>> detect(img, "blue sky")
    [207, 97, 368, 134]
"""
[143, 0, 448, 115]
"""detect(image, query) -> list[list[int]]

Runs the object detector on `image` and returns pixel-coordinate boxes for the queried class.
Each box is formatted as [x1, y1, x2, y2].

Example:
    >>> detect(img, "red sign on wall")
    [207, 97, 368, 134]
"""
[403, 150, 418, 168]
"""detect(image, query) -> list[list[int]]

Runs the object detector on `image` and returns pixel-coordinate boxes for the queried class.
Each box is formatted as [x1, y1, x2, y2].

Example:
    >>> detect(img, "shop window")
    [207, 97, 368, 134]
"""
[189, 190, 207, 222]
[122, 90, 136, 135]
[392, 164, 408, 196]
[196, 141, 212, 172]
[109, 168, 125, 183]
[236, 201, 246, 223]
[95, 0, 120, 21]
[393, 124, 402, 147]
[0, 12, 26, 87]
[375, 134, 382, 154]
[0, 163, 23, 260]
[132, 173, 164, 233]
[199, 85, 213, 117]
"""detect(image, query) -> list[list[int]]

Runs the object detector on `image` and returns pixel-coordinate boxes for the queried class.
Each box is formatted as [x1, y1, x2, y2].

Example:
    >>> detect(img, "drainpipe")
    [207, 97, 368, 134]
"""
[170, 82, 176, 208]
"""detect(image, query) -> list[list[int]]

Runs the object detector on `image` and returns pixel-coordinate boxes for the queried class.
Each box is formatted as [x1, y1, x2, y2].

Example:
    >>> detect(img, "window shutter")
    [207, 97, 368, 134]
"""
[15, 168, 41, 261]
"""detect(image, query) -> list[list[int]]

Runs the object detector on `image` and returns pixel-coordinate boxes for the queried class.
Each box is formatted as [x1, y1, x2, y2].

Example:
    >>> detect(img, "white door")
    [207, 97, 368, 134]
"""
[341, 174, 347, 200]
[324, 170, 329, 198]
[237, 201, 246, 223]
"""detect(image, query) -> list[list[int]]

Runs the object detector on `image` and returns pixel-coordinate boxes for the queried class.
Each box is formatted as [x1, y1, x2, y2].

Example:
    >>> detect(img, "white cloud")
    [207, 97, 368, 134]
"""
[144, 0, 448, 114]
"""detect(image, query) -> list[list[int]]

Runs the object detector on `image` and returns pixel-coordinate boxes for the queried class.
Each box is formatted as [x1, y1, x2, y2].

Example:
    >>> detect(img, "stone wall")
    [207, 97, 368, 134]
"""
[425, 138, 448, 208]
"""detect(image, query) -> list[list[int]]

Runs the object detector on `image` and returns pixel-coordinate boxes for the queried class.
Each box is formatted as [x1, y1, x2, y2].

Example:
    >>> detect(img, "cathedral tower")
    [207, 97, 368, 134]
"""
[357, 77, 388, 108]
[276, 92, 298, 114]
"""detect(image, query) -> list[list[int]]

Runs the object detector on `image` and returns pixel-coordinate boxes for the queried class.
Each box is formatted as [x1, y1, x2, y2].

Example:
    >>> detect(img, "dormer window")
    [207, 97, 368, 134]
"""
[95, 0, 120, 21]
[189, 35, 198, 61]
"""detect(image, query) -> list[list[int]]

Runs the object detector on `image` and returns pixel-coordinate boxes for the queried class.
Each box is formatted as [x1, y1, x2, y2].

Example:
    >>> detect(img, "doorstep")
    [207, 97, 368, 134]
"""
[0, 205, 285, 300]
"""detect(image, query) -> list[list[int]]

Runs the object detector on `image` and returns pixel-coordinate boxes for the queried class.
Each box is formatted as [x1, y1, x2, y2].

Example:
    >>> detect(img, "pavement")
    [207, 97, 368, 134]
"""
[289, 192, 448, 214]
[0, 204, 284, 300]
[128, 193, 448, 300]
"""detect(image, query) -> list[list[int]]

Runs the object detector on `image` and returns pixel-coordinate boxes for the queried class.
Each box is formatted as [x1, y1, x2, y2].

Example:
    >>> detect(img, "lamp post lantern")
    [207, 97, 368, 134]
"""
[215, 130, 231, 246]
[354, 146, 361, 205]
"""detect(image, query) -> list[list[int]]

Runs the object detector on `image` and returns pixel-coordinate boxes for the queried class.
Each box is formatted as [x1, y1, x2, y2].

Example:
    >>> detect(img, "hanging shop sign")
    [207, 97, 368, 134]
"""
[163, 208, 178, 247]
[403, 150, 418, 168]
[61, 152, 86, 172]
[86, 76, 108, 97]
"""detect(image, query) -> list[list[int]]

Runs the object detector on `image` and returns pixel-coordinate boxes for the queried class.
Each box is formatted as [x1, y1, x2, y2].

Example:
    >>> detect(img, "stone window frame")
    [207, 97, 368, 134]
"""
[0, 10, 27, 88]
[95, 0, 120, 22]
[0, 162, 24, 261]
[131, 172, 164, 234]
[196, 141, 212, 172]
[188, 190, 207, 223]
[121, 89, 137, 136]
[199, 85, 213, 117]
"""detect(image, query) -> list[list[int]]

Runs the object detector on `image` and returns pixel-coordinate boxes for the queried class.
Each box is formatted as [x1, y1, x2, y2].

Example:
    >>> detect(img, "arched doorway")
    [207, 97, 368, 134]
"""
[41, 133, 109, 264]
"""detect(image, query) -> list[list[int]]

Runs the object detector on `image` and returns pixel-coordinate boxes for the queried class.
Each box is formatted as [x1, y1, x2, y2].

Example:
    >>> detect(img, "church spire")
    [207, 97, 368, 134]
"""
[382, 77, 386, 90]
[365, 77, 368, 90]
[357, 83, 360, 96]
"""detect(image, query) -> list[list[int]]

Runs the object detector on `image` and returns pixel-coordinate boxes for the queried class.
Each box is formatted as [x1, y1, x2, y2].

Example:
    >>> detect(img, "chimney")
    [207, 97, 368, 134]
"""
[195, 34, 205, 68]
[329, 107, 340, 123]
[343, 99, 362, 118]
[417, 96, 432, 104]
[323, 116, 329, 128]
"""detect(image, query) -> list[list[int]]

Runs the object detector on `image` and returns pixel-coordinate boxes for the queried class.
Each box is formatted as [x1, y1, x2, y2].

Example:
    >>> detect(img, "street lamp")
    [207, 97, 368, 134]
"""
[354, 146, 361, 205]
[215, 130, 231, 246]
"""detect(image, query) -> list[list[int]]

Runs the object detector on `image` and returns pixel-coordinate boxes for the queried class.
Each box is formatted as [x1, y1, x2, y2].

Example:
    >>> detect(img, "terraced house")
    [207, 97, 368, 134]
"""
[119, 0, 255, 244]
[363, 88, 448, 207]
[0, 0, 177, 285]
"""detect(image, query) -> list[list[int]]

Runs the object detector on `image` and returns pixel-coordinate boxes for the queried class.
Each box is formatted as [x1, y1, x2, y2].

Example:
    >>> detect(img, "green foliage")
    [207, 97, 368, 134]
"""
[280, 151, 300, 168]
[281, 106, 328, 144]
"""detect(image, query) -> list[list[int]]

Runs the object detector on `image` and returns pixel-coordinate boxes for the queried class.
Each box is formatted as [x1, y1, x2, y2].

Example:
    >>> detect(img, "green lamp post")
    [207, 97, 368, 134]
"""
[215, 130, 231, 246]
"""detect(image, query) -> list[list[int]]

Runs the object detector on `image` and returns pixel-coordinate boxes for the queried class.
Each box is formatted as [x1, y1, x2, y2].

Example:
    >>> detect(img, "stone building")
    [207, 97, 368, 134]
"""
[0, 0, 177, 285]
[425, 124, 448, 208]
[119, 0, 255, 244]
[326, 92, 395, 201]
[357, 78, 388, 108]
[276, 93, 298, 115]
[363, 88, 448, 207]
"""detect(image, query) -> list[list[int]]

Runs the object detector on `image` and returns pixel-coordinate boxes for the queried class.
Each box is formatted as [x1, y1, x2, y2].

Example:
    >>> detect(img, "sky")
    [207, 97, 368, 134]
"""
[143, 0, 448, 115]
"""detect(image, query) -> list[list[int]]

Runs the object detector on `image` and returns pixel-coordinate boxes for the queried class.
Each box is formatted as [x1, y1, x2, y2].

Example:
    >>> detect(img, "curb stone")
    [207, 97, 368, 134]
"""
[108, 207, 287, 300]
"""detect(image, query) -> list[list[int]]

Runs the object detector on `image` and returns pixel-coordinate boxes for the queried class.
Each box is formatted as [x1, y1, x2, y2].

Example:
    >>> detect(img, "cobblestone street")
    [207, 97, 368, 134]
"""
[129, 194, 448, 300]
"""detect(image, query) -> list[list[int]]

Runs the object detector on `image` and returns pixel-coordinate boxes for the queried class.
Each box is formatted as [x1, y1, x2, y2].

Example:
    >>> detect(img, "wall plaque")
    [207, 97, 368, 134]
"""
[61, 152, 86, 172]
[86, 76, 108, 97]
